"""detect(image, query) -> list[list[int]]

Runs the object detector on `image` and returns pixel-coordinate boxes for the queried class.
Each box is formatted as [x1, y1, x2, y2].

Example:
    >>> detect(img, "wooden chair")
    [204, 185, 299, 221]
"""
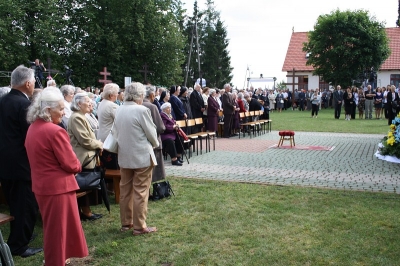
[193, 118, 209, 154]
[0, 213, 14, 266]
[258, 110, 272, 133]
[186, 119, 201, 156]
[175, 120, 192, 158]
[240, 111, 257, 138]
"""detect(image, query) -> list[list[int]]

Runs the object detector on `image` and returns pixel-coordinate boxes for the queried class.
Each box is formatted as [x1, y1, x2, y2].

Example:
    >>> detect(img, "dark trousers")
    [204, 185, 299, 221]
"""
[1, 180, 38, 255]
[311, 104, 319, 116]
[299, 100, 305, 111]
[223, 113, 233, 137]
[163, 138, 183, 159]
[351, 103, 356, 119]
[334, 102, 342, 118]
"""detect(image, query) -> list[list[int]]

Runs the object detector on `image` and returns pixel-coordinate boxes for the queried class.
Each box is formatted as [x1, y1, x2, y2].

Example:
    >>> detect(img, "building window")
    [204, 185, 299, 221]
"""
[390, 74, 400, 88]
[319, 76, 330, 91]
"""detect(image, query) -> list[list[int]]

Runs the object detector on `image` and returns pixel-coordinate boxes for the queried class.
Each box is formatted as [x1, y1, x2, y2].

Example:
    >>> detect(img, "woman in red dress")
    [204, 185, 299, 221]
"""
[25, 87, 88, 266]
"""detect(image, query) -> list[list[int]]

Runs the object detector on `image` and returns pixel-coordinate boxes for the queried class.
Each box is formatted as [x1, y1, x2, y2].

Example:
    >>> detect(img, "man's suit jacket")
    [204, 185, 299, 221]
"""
[0, 89, 31, 180]
[333, 90, 343, 104]
[222, 92, 235, 115]
[169, 95, 185, 120]
[114, 102, 158, 169]
[190, 90, 204, 118]
[97, 99, 118, 142]
[68, 111, 103, 169]
[248, 98, 262, 111]
[143, 99, 165, 150]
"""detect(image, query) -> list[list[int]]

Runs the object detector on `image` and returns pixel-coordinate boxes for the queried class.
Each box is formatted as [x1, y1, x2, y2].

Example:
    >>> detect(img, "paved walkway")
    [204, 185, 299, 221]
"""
[164, 131, 400, 194]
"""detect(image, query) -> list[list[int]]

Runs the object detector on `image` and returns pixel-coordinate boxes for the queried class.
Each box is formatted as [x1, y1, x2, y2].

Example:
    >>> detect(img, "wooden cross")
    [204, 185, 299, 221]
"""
[138, 63, 153, 83]
[99, 67, 112, 86]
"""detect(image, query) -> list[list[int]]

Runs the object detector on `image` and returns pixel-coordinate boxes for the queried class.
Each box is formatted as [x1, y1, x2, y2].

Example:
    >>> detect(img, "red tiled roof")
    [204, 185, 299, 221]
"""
[282, 27, 400, 72]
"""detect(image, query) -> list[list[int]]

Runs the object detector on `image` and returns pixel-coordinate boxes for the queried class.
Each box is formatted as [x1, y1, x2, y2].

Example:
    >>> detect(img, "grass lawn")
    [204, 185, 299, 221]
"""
[9, 178, 400, 266]
[269, 107, 388, 135]
[7, 106, 397, 266]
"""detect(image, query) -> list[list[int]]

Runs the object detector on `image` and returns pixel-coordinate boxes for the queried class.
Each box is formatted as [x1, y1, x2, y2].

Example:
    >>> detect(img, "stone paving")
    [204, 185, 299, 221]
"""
[164, 131, 400, 194]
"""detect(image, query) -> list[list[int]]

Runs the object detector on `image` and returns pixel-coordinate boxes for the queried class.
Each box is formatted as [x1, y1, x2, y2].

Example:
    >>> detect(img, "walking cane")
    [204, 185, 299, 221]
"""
[176, 129, 190, 164]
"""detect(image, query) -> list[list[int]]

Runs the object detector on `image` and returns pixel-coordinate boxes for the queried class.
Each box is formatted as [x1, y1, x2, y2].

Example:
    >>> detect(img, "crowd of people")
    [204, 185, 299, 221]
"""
[0, 64, 399, 264]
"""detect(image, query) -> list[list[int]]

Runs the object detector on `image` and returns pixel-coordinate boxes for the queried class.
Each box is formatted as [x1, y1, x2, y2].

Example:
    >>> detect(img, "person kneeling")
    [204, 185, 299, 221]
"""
[160, 103, 184, 166]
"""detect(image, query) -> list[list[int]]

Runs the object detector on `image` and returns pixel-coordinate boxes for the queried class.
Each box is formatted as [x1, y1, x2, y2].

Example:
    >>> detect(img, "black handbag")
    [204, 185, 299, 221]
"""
[152, 181, 174, 200]
[76, 152, 102, 190]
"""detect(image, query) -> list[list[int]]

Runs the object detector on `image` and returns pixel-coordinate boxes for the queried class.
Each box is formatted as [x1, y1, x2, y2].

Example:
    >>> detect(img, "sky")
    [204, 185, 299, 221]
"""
[183, 0, 399, 89]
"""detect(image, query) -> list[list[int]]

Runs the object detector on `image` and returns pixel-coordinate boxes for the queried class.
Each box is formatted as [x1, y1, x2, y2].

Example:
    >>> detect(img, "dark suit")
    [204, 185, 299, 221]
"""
[387, 91, 399, 125]
[0, 89, 38, 255]
[189, 90, 204, 133]
[222, 92, 235, 137]
[169, 95, 186, 120]
[333, 90, 343, 119]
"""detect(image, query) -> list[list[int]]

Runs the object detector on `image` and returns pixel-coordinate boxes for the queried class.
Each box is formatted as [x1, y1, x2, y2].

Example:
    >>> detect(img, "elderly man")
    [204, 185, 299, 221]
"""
[333, 85, 343, 119]
[221, 84, 235, 138]
[189, 83, 205, 133]
[364, 85, 376, 119]
[0, 66, 42, 257]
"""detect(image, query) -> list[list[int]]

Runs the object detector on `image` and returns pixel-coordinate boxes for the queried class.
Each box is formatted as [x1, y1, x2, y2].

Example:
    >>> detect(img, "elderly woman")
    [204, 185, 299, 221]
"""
[143, 85, 166, 183]
[68, 92, 103, 221]
[25, 88, 88, 266]
[160, 103, 184, 166]
[60, 84, 75, 128]
[97, 83, 119, 169]
[114, 82, 159, 235]
[207, 89, 220, 133]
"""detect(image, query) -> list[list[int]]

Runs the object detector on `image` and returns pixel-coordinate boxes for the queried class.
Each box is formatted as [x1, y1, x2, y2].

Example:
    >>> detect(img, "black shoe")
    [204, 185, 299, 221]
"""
[177, 157, 184, 163]
[230, 133, 238, 137]
[29, 233, 37, 243]
[18, 247, 43, 258]
[171, 160, 183, 166]
[80, 212, 102, 221]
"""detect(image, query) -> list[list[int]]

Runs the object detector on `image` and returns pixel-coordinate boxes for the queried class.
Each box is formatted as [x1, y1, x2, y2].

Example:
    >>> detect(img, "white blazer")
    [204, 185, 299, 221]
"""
[97, 99, 118, 142]
[114, 102, 158, 169]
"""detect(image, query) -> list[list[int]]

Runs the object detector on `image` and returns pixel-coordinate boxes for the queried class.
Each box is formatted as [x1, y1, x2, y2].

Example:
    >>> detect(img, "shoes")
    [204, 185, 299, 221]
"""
[18, 247, 43, 258]
[171, 160, 182, 166]
[177, 157, 184, 163]
[133, 226, 157, 236]
[29, 233, 37, 243]
[80, 212, 102, 221]
[120, 224, 134, 232]
[230, 133, 238, 137]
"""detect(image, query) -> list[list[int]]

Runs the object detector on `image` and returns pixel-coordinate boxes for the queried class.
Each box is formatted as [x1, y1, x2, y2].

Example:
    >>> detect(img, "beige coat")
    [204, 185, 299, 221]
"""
[68, 111, 103, 169]
[114, 102, 159, 169]
[97, 99, 118, 142]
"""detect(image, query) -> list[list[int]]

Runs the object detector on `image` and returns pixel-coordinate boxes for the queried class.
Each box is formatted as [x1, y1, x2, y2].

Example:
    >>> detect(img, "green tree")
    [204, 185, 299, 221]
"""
[303, 9, 390, 87]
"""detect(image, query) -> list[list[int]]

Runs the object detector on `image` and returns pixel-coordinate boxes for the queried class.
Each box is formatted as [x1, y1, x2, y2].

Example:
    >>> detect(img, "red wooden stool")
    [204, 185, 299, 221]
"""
[278, 131, 295, 147]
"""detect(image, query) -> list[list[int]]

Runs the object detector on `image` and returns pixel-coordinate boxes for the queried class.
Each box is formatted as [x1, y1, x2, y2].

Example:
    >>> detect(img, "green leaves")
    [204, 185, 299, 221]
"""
[303, 9, 390, 87]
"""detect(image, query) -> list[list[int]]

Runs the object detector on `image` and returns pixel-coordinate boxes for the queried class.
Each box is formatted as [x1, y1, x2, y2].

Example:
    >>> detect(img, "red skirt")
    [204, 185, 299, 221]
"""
[36, 191, 88, 266]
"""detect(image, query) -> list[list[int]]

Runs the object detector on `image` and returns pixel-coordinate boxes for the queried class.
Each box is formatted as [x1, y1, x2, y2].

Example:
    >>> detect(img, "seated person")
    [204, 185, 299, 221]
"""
[160, 103, 183, 166]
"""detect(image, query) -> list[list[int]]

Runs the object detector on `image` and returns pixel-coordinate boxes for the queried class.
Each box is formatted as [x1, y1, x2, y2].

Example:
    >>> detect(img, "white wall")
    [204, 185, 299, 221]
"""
[377, 71, 399, 87]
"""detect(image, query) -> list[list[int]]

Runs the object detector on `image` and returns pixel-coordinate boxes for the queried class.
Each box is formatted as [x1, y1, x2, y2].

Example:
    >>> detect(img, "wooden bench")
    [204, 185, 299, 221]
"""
[76, 191, 91, 198]
[104, 169, 121, 203]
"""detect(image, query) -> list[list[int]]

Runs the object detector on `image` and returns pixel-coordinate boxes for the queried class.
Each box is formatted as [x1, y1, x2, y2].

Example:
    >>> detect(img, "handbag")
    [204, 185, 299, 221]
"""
[280, 99, 284, 103]
[76, 152, 103, 190]
[103, 122, 118, 153]
[152, 181, 174, 200]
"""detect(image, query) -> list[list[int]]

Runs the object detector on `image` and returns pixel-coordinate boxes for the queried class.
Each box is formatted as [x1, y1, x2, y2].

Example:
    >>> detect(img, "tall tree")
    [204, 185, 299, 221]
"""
[303, 9, 390, 87]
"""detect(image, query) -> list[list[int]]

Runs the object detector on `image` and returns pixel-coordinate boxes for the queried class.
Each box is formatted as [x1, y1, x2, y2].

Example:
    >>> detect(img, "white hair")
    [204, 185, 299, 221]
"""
[26, 87, 63, 123]
[101, 83, 119, 99]
[70, 92, 88, 111]
[124, 82, 145, 102]
[11, 65, 34, 88]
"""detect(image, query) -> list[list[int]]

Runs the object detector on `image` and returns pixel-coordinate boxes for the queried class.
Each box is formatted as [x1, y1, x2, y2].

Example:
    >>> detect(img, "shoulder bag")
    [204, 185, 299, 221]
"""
[76, 151, 103, 190]
[103, 122, 118, 153]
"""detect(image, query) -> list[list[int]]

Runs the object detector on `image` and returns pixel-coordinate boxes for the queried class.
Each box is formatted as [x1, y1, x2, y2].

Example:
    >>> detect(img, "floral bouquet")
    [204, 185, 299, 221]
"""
[380, 115, 400, 158]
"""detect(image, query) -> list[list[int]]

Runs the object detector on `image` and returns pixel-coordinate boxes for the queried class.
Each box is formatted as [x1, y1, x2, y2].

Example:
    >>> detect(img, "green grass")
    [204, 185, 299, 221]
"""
[6, 107, 396, 265]
[9, 178, 400, 266]
[270, 107, 388, 134]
